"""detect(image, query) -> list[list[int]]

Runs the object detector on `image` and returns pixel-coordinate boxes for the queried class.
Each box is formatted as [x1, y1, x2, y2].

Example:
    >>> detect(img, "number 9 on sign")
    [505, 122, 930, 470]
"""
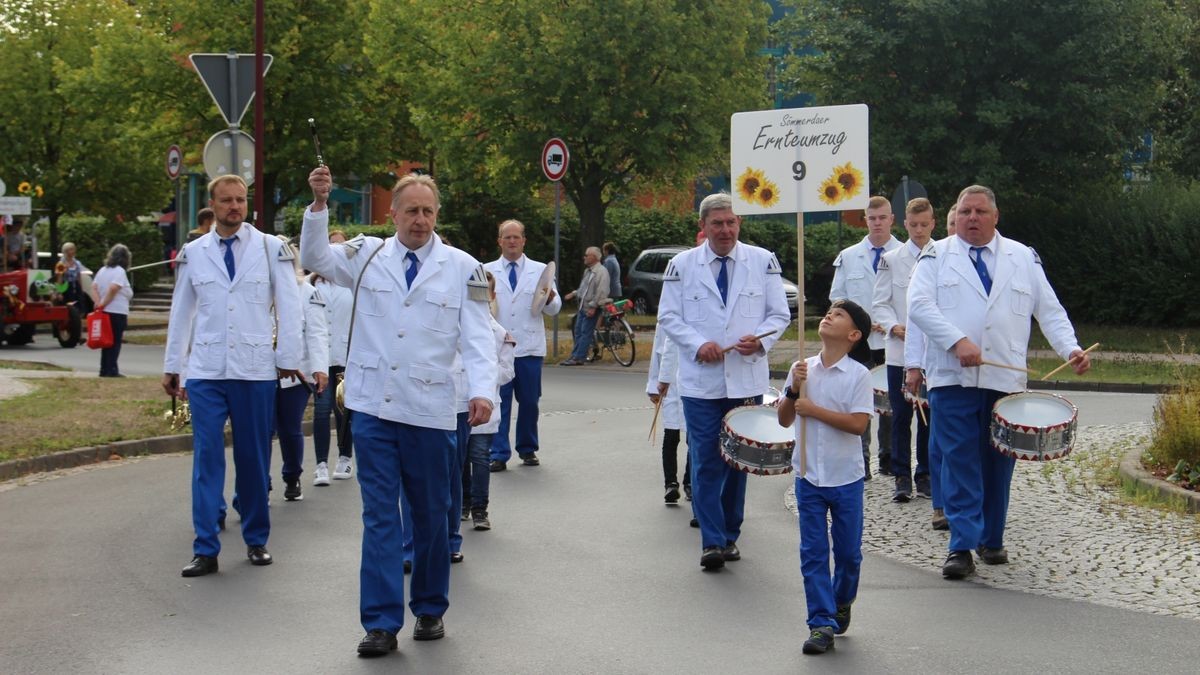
[792, 161, 806, 181]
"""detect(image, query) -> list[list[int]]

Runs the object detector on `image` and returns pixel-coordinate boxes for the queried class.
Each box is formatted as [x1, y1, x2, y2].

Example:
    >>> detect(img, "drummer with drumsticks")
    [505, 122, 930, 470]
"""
[907, 185, 1091, 580]
[657, 192, 791, 571]
[777, 299, 874, 655]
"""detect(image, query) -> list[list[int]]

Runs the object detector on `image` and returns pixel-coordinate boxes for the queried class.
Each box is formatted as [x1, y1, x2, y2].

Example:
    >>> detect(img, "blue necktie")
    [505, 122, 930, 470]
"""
[221, 237, 236, 280]
[970, 246, 992, 295]
[508, 261, 518, 290]
[405, 251, 420, 287]
[871, 246, 883, 273]
[716, 256, 730, 305]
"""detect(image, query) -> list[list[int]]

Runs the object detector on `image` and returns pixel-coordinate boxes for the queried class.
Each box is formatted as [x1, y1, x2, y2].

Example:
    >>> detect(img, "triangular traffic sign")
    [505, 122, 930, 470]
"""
[189, 53, 274, 126]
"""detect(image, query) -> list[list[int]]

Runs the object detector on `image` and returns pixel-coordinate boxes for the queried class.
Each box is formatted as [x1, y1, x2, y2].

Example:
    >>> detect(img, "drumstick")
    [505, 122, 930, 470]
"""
[648, 395, 663, 443]
[1040, 342, 1100, 381]
[914, 399, 927, 427]
[979, 359, 1037, 374]
[722, 330, 779, 354]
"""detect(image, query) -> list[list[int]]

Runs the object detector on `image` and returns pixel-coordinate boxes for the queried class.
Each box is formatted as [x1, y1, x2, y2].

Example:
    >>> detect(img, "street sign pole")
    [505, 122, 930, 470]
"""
[553, 181, 561, 357]
[226, 51, 239, 179]
[541, 137, 569, 358]
[254, 0, 265, 229]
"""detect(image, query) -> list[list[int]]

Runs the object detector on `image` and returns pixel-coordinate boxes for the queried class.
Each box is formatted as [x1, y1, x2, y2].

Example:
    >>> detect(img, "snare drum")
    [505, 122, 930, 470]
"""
[903, 380, 929, 409]
[720, 406, 795, 475]
[990, 391, 1078, 461]
[870, 365, 891, 416]
[762, 386, 783, 408]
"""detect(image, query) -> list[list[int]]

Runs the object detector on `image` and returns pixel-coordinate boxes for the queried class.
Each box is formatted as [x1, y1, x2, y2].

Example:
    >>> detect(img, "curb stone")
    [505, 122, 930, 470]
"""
[1118, 446, 1200, 513]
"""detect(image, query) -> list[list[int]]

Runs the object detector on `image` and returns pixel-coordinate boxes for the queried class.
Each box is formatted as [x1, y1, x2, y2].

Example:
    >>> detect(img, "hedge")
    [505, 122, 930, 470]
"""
[36, 216, 163, 292]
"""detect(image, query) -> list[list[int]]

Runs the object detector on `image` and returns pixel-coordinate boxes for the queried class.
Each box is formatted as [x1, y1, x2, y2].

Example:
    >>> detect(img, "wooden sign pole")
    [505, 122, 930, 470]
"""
[796, 212, 807, 476]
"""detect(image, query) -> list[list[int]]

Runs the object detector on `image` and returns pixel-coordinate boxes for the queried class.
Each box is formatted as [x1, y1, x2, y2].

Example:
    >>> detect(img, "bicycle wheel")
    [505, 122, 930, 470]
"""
[606, 317, 636, 366]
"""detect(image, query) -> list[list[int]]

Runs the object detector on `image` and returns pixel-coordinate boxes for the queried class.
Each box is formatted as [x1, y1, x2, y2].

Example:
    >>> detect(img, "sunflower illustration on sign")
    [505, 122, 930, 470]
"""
[736, 167, 766, 202]
[816, 162, 863, 205]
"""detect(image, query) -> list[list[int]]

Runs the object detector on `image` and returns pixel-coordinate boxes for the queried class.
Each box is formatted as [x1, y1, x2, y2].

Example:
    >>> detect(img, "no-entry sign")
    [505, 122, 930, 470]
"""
[541, 138, 569, 182]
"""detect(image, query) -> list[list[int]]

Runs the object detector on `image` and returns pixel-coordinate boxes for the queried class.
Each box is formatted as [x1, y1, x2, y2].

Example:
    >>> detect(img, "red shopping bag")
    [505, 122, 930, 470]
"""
[86, 309, 113, 349]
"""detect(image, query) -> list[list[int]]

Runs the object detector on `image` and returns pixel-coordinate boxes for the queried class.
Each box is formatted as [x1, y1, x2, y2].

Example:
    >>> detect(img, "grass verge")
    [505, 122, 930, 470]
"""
[1029, 324, 1199, 354]
[0, 359, 70, 371]
[0, 376, 175, 463]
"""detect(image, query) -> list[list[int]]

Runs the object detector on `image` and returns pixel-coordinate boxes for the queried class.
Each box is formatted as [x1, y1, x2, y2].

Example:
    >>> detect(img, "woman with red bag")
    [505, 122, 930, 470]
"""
[91, 244, 133, 377]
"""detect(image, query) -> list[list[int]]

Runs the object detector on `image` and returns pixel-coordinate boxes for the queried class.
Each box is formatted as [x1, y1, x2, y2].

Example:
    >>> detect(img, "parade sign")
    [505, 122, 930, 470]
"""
[730, 104, 869, 215]
[0, 197, 32, 216]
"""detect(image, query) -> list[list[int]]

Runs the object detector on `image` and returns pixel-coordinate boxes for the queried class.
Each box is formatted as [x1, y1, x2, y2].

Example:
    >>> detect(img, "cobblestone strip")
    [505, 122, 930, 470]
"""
[785, 422, 1200, 620]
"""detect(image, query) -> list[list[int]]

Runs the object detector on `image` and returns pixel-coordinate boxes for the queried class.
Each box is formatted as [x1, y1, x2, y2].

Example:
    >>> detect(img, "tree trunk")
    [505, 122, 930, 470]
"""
[574, 180, 608, 254]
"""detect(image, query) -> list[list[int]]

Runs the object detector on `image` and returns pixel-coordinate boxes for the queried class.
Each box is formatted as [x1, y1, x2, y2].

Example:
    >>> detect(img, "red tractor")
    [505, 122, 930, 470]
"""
[0, 267, 83, 347]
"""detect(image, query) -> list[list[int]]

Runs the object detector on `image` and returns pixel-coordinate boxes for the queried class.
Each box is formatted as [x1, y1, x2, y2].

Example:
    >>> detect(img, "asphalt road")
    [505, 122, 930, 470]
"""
[1, 362, 1196, 674]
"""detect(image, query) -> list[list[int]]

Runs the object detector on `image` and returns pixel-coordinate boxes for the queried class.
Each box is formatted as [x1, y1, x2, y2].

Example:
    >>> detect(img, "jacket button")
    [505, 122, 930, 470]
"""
[397, 331, 405, 338]
[384, 396, 391, 402]
[405, 300, 412, 307]
[391, 365, 398, 370]
[424, 379, 431, 384]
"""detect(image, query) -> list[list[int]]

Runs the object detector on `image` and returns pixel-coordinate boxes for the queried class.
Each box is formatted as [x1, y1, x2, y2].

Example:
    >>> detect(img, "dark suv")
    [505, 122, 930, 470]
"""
[625, 245, 800, 315]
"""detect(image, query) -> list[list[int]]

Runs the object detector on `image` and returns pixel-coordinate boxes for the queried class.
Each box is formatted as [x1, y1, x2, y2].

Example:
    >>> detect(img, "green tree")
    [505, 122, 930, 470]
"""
[777, 0, 1181, 203]
[0, 0, 174, 258]
[366, 0, 772, 251]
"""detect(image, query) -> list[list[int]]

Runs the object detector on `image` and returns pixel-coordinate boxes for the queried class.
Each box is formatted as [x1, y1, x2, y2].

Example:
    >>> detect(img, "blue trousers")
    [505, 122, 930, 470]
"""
[353, 413, 454, 633]
[490, 356, 543, 461]
[928, 386, 1014, 552]
[928, 416, 944, 510]
[313, 364, 353, 463]
[569, 310, 599, 362]
[682, 396, 754, 550]
[448, 411, 470, 554]
[468, 433, 493, 509]
[98, 312, 127, 376]
[796, 477, 864, 631]
[187, 379, 275, 557]
[274, 384, 311, 481]
[887, 365, 929, 480]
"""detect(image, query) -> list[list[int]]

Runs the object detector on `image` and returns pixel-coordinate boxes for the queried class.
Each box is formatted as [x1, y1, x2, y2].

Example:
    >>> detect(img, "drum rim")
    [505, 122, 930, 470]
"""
[991, 391, 1078, 434]
[721, 405, 795, 450]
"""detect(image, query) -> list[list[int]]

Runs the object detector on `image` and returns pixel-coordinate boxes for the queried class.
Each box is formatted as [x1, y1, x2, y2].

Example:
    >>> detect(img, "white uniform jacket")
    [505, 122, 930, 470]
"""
[301, 207, 496, 431]
[903, 312, 927, 371]
[871, 240, 921, 367]
[907, 233, 1081, 393]
[830, 235, 902, 351]
[280, 281, 330, 390]
[657, 242, 791, 399]
[312, 275, 352, 368]
[472, 318, 517, 436]
[486, 255, 561, 358]
[645, 328, 683, 430]
[165, 226, 302, 381]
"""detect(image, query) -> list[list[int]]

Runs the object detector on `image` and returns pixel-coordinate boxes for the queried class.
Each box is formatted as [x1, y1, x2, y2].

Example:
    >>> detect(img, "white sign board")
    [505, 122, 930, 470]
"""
[730, 104, 869, 215]
[0, 178, 6, 196]
[0, 196, 32, 216]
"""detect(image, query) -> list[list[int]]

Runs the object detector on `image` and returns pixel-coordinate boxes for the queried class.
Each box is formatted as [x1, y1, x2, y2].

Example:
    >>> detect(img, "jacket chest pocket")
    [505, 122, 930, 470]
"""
[422, 290, 461, 334]
[682, 290, 709, 322]
[737, 286, 766, 318]
[358, 279, 394, 317]
[1010, 283, 1033, 317]
[846, 270, 868, 293]
[190, 274, 216, 306]
[936, 276, 960, 309]
[241, 275, 271, 305]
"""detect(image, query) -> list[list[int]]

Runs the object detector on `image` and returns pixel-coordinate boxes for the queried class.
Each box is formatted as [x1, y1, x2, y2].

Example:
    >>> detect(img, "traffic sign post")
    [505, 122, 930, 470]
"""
[541, 138, 569, 355]
[202, 130, 256, 185]
[189, 52, 274, 127]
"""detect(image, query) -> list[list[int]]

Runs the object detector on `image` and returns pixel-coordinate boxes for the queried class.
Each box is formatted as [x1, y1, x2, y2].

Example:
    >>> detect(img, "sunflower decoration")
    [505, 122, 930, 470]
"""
[17, 181, 44, 199]
[831, 163, 864, 199]
[818, 176, 843, 206]
[736, 167, 767, 202]
[755, 179, 781, 208]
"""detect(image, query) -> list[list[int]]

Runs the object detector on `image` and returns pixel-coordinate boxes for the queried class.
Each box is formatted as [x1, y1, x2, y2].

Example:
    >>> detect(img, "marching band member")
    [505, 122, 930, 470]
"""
[830, 195, 902, 477]
[164, 174, 302, 577]
[908, 185, 1090, 580]
[646, 327, 691, 506]
[311, 231, 356, 485]
[274, 237, 330, 502]
[304, 166, 496, 657]
[467, 272, 517, 531]
[657, 192, 790, 571]
[486, 219, 560, 470]
[871, 198, 935, 502]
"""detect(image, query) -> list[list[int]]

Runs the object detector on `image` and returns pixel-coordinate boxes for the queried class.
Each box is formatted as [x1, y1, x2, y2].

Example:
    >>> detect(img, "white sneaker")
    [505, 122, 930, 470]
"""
[313, 462, 330, 486]
[333, 456, 353, 480]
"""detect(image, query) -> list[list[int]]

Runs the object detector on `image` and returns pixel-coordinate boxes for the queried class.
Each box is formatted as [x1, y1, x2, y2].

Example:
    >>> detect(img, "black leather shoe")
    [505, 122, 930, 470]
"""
[357, 629, 397, 657]
[931, 508, 949, 531]
[977, 546, 1010, 565]
[722, 543, 741, 561]
[520, 453, 540, 466]
[942, 550, 975, 579]
[247, 546, 273, 566]
[450, 551, 464, 564]
[834, 604, 852, 635]
[413, 615, 445, 641]
[489, 460, 506, 472]
[701, 546, 725, 570]
[181, 555, 218, 577]
[664, 484, 680, 504]
[217, 513, 226, 532]
[689, 518, 699, 528]
[403, 560, 412, 574]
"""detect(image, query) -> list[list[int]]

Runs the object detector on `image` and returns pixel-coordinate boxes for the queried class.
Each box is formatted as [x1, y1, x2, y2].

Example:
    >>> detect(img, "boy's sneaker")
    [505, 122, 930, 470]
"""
[664, 483, 680, 504]
[461, 507, 470, 522]
[834, 604, 852, 635]
[313, 462, 331, 486]
[915, 474, 932, 499]
[802, 626, 835, 655]
[472, 509, 491, 531]
[893, 476, 913, 503]
[284, 478, 303, 502]
[333, 456, 353, 480]
[683, 483, 693, 501]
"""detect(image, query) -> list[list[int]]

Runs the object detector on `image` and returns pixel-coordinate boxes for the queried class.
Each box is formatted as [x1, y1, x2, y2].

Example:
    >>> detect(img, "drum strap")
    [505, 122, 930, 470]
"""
[343, 241, 386, 367]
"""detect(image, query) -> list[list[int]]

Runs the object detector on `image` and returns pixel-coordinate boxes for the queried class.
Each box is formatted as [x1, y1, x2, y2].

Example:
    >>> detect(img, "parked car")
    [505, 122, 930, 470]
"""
[625, 245, 800, 316]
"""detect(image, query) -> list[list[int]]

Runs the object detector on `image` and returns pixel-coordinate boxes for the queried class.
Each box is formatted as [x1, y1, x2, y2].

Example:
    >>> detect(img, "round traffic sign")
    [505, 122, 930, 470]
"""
[0, 177, 6, 196]
[202, 130, 255, 185]
[166, 145, 183, 180]
[541, 138, 569, 182]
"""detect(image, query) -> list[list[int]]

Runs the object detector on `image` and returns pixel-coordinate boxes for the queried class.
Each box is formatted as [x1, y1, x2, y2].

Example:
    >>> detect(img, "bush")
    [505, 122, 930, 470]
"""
[1146, 363, 1200, 481]
[53, 216, 163, 292]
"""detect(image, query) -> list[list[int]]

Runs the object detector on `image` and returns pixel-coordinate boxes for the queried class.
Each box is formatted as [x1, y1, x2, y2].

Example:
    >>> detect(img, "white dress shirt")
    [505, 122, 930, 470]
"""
[784, 353, 873, 486]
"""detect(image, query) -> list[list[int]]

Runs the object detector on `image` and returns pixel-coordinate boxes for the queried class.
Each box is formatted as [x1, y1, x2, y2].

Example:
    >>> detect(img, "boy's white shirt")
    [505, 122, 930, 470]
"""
[783, 352, 873, 486]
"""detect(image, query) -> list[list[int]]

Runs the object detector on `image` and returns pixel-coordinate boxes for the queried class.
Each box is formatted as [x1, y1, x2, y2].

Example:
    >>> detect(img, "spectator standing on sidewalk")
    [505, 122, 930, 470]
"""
[92, 244, 133, 378]
[560, 246, 610, 366]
